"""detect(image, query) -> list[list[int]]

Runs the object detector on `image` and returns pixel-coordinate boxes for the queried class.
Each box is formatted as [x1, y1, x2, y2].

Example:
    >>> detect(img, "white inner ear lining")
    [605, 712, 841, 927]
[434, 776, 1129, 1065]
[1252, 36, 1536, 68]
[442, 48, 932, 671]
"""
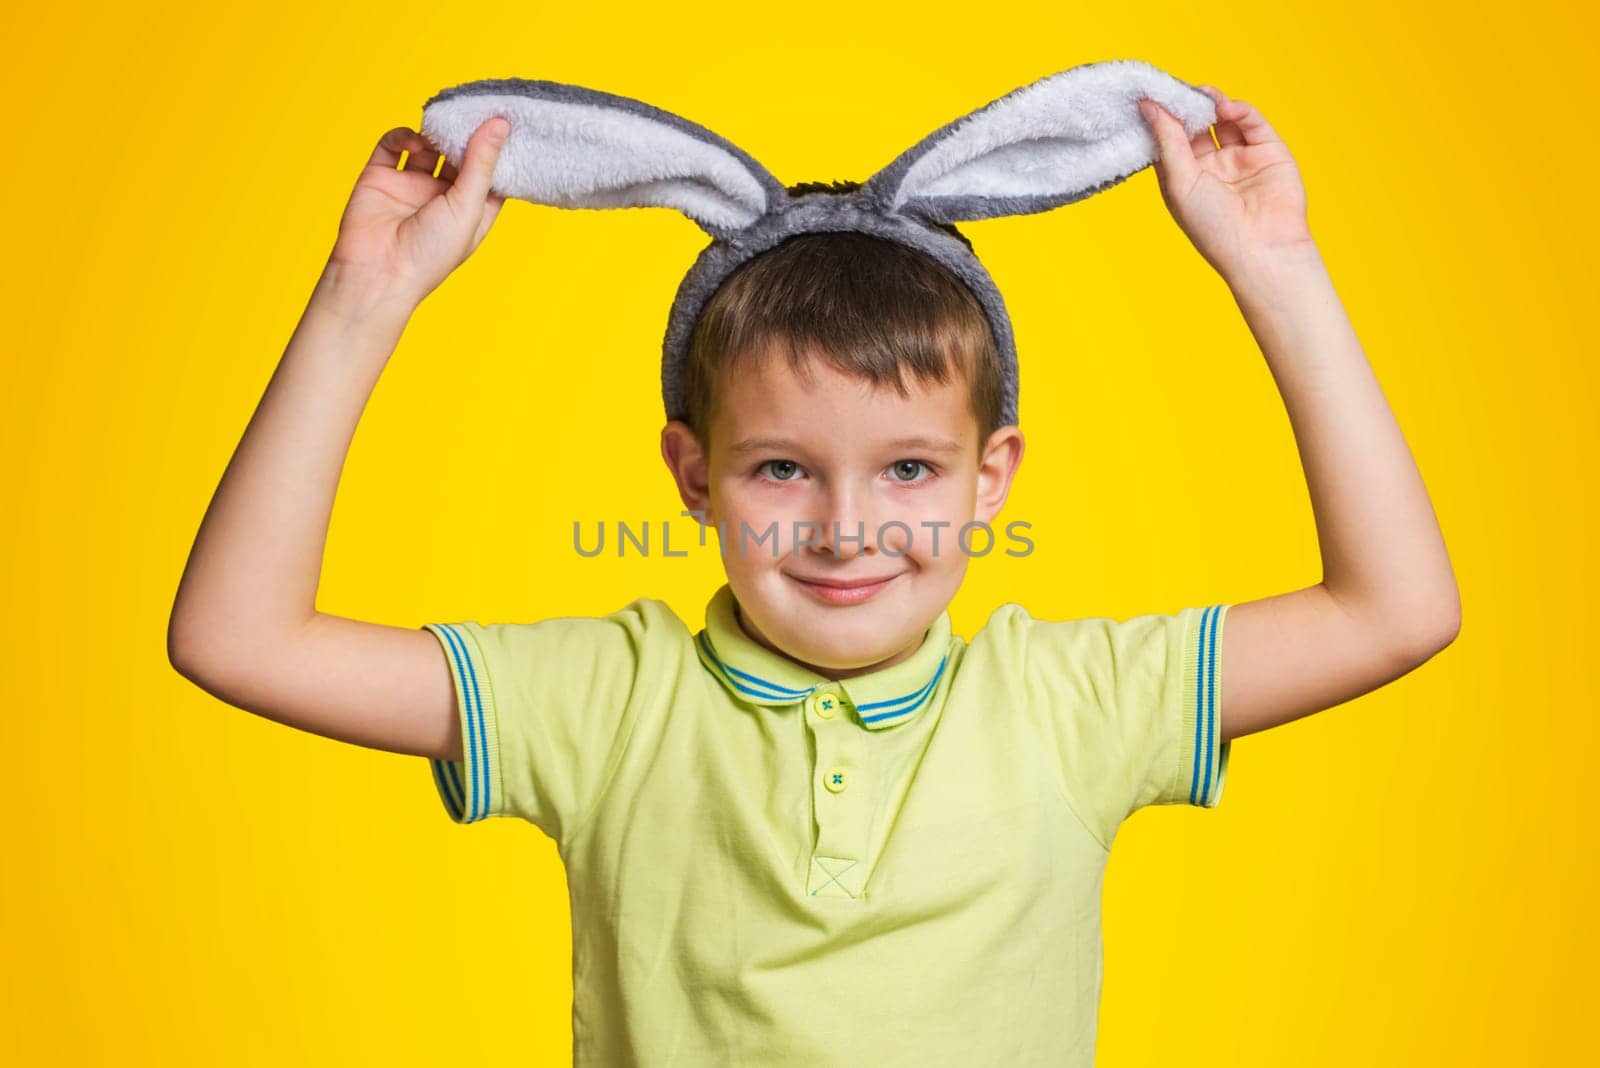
[427, 94, 773, 228]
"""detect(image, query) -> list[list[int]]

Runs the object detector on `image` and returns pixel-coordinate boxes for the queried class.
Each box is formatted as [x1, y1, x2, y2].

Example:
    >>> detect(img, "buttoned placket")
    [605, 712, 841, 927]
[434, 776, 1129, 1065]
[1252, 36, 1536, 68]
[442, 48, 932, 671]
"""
[694, 584, 953, 904]
[804, 685, 869, 899]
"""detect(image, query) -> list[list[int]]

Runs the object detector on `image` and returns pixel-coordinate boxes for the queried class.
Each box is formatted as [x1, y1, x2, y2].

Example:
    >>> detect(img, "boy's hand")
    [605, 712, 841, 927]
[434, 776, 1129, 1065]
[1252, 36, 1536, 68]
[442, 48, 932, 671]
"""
[325, 117, 511, 309]
[1137, 87, 1313, 283]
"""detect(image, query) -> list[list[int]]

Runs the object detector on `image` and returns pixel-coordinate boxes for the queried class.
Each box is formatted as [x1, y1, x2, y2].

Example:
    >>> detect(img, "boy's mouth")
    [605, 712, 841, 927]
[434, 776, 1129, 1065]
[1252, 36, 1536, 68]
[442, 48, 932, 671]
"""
[786, 571, 904, 606]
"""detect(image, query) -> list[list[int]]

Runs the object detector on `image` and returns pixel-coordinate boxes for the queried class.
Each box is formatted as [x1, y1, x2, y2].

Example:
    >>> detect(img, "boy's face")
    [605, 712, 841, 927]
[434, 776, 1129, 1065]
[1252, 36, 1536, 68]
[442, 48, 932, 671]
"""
[661, 347, 1024, 678]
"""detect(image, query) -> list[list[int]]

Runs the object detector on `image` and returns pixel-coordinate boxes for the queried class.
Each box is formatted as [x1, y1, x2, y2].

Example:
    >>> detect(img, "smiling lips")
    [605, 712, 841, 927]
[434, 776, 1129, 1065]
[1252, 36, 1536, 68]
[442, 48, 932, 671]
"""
[787, 572, 903, 605]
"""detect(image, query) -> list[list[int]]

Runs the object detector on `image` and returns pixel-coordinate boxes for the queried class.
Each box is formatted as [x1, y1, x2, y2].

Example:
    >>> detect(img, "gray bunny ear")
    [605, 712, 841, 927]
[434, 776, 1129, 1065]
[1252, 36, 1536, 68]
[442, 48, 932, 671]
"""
[419, 78, 789, 239]
[859, 59, 1217, 225]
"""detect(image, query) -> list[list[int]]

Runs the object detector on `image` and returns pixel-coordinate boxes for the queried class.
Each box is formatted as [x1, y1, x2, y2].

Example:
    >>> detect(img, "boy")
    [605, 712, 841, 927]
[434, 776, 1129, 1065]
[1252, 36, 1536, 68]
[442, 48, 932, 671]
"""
[169, 85, 1460, 1065]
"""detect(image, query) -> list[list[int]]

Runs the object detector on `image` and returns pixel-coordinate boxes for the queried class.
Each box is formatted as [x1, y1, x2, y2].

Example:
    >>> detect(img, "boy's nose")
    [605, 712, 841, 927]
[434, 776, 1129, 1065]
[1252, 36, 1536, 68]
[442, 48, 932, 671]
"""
[810, 491, 876, 559]
[811, 519, 870, 559]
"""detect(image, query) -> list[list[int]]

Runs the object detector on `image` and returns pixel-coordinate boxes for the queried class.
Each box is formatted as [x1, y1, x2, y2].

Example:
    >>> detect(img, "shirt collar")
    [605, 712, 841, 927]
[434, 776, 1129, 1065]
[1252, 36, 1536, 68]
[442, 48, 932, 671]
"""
[695, 583, 953, 730]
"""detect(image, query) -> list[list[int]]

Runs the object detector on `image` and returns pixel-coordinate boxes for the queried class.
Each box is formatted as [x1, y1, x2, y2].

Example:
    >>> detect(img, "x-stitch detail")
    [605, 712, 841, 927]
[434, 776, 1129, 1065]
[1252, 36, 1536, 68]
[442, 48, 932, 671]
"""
[810, 855, 861, 898]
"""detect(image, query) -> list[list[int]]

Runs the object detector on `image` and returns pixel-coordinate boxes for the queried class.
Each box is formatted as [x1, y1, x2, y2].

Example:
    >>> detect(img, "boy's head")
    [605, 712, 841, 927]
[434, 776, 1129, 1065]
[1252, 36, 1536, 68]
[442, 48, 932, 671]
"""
[661, 207, 1025, 679]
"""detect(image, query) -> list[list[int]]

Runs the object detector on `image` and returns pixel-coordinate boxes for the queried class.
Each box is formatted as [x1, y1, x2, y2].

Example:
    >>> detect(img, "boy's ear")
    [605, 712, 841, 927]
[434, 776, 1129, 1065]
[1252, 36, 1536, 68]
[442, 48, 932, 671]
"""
[859, 59, 1216, 225]
[974, 426, 1025, 524]
[420, 78, 788, 239]
[660, 420, 714, 522]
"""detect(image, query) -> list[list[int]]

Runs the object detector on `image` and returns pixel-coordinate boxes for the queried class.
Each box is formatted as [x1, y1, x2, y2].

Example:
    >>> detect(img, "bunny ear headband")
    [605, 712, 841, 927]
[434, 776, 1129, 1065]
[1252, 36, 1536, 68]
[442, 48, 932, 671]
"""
[418, 60, 1217, 429]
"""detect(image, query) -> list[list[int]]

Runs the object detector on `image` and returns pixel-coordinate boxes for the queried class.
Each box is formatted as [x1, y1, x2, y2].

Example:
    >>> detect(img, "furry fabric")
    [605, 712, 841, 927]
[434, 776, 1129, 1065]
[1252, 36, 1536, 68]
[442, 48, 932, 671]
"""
[420, 61, 1217, 428]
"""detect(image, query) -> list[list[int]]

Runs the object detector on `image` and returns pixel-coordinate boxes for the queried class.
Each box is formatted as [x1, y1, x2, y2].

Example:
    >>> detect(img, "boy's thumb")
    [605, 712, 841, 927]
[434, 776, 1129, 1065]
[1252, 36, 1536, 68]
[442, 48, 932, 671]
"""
[446, 117, 510, 211]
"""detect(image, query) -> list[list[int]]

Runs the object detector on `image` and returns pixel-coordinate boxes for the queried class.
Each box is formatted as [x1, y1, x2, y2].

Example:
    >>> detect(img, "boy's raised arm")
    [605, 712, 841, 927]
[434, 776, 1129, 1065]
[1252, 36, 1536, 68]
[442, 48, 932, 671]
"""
[167, 118, 512, 763]
[1136, 88, 1461, 744]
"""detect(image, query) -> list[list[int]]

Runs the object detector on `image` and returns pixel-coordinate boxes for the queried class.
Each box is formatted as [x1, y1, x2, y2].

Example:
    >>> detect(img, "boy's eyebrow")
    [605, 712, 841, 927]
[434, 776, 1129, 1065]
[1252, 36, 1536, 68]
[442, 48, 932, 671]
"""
[883, 436, 966, 455]
[728, 435, 966, 455]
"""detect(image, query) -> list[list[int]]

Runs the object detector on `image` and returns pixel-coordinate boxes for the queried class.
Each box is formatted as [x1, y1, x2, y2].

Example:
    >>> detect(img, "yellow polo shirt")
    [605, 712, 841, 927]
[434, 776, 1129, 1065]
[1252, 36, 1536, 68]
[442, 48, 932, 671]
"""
[424, 584, 1231, 1065]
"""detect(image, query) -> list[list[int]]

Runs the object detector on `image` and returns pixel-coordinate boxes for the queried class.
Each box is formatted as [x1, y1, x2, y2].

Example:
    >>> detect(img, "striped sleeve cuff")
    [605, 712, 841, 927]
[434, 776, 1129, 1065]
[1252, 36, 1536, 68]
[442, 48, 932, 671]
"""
[1172, 603, 1230, 808]
[424, 622, 504, 824]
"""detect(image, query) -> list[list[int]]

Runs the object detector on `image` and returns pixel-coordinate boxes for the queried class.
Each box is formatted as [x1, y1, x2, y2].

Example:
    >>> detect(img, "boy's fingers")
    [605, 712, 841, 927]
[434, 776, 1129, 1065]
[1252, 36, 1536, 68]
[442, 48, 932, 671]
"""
[1213, 99, 1282, 148]
[1190, 86, 1225, 158]
[444, 117, 510, 214]
[1138, 99, 1196, 184]
[369, 126, 438, 171]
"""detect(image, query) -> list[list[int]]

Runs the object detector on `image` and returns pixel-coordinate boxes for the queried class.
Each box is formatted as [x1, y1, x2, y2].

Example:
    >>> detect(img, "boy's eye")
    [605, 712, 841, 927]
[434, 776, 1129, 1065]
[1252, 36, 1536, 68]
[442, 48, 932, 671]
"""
[888, 460, 932, 483]
[759, 460, 803, 481]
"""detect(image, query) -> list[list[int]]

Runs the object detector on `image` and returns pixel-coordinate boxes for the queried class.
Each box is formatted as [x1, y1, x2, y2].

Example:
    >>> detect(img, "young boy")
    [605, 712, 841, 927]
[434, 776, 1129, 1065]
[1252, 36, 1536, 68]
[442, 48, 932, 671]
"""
[169, 87, 1460, 1065]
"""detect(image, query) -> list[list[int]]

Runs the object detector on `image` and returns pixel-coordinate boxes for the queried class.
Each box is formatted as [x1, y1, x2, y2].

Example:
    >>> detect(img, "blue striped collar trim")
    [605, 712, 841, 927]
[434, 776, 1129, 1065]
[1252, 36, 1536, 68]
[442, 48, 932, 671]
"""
[695, 583, 954, 731]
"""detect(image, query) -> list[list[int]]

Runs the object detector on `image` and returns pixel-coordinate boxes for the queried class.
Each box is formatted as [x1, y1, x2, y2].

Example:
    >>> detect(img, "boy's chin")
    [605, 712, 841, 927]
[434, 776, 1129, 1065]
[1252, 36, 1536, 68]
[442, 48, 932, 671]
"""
[774, 611, 936, 674]
[784, 637, 908, 676]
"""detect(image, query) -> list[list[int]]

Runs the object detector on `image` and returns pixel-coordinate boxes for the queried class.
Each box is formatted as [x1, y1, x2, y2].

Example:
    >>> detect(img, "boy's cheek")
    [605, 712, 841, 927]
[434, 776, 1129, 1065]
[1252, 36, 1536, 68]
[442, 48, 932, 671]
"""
[711, 504, 808, 559]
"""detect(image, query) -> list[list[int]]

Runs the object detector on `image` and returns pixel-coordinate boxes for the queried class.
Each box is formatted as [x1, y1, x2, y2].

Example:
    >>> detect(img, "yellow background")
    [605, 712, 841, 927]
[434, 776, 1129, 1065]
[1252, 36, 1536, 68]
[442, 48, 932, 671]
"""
[5, 1, 1592, 1063]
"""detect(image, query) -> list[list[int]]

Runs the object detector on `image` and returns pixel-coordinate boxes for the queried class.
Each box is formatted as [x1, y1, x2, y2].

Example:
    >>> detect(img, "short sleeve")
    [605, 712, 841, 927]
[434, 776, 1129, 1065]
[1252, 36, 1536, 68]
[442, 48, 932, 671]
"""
[422, 597, 672, 841]
[1019, 603, 1231, 848]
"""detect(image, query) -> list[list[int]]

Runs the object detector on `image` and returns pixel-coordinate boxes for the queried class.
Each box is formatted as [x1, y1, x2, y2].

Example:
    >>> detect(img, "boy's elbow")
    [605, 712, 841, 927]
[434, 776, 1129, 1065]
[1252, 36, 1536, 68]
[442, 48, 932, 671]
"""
[1429, 586, 1462, 648]
[166, 609, 260, 693]
[1399, 592, 1461, 667]
[167, 613, 220, 690]
[1436, 601, 1462, 651]
[167, 604, 199, 679]
[167, 586, 216, 683]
